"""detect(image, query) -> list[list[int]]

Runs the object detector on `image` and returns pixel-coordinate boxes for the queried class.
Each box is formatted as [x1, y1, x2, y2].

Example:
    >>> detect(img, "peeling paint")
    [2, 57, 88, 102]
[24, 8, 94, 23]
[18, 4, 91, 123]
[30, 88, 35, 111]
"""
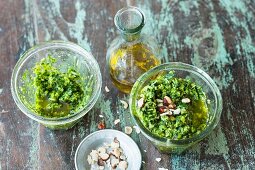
[138, 0, 178, 62]
[68, 1, 91, 51]
[178, 1, 191, 16]
[189, 26, 234, 89]
[23, 0, 37, 48]
[26, 120, 39, 169]
[218, 0, 255, 78]
[205, 125, 229, 155]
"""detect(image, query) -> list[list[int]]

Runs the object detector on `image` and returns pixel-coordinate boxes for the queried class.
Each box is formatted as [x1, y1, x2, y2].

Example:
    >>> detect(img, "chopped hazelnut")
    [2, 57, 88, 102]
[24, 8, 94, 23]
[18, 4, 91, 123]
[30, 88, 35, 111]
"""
[163, 96, 173, 105]
[120, 100, 128, 109]
[98, 158, 104, 166]
[99, 153, 110, 161]
[119, 161, 128, 170]
[114, 119, 120, 125]
[124, 126, 132, 135]
[105, 86, 110, 92]
[111, 158, 119, 168]
[155, 158, 162, 162]
[112, 148, 121, 158]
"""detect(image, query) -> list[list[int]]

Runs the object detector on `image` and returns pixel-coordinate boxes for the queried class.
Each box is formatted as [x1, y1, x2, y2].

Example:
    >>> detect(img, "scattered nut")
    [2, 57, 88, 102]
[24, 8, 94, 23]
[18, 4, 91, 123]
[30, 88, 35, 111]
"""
[98, 121, 106, 130]
[133, 126, 141, 134]
[120, 100, 128, 109]
[181, 98, 190, 103]
[105, 86, 110, 92]
[137, 98, 144, 108]
[114, 119, 120, 125]
[119, 161, 128, 170]
[155, 158, 162, 162]
[124, 126, 132, 135]
[157, 103, 164, 107]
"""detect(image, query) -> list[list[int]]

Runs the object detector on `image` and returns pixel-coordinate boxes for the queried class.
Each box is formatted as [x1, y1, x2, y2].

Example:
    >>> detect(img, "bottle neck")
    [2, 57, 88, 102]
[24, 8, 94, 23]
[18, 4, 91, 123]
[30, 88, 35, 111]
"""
[121, 30, 141, 42]
[114, 6, 145, 42]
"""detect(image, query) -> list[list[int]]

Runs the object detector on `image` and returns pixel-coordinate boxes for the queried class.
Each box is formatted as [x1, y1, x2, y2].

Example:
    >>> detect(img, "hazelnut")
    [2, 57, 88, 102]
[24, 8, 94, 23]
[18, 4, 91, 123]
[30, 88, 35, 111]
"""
[163, 96, 173, 105]
[98, 158, 104, 166]
[118, 161, 128, 170]
[99, 153, 110, 161]
[124, 126, 132, 135]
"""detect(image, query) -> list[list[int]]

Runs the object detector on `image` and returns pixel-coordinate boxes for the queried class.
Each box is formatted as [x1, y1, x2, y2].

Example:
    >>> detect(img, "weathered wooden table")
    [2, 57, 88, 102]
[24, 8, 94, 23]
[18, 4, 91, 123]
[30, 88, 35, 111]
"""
[1, 0, 255, 169]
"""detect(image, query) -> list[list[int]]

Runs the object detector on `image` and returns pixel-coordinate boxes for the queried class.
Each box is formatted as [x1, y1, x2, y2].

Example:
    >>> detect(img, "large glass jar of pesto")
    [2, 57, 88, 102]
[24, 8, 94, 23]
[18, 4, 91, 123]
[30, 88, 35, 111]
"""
[106, 6, 161, 93]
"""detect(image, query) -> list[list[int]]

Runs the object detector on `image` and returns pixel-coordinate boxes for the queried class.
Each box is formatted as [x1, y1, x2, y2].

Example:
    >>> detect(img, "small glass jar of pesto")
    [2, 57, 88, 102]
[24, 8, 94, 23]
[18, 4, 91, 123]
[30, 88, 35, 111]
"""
[129, 62, 222, 153]
[11, 41, 102, 130]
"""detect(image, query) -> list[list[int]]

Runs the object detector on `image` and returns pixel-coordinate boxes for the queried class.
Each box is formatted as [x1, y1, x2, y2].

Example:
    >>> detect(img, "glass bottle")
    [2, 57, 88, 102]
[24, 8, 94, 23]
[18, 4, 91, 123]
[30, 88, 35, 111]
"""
[106, 6, 161, 93]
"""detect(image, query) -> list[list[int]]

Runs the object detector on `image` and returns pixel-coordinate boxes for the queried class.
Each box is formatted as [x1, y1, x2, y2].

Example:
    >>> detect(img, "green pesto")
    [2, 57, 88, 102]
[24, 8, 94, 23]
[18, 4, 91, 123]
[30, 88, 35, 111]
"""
[32, 56, 86, 118]
[137, 71, 208, 140]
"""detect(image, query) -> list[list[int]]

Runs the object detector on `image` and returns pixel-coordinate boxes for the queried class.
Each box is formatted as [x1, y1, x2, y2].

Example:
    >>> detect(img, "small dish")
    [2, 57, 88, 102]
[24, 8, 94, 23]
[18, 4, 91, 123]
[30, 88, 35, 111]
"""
[75, 129, 141, 170]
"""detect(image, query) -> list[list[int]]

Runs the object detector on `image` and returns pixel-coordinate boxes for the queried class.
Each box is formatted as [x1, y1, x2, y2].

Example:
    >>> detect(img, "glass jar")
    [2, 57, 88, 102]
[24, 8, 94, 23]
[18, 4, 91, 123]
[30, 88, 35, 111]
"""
[11, 41, 102, 130]
[106, 6, 161, 93]
[129, 62, 222, 153]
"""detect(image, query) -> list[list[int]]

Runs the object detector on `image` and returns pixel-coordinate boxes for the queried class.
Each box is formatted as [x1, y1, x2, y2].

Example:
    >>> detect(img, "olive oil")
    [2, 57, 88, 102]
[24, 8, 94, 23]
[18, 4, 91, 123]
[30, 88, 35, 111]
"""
[109, 43, 160, 93]
[106, 6, 161, 93]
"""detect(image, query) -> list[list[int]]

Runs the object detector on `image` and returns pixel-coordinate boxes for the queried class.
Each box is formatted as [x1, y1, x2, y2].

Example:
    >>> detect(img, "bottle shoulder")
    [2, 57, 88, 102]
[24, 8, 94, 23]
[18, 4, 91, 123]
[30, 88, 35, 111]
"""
[107, 34, 160, 54]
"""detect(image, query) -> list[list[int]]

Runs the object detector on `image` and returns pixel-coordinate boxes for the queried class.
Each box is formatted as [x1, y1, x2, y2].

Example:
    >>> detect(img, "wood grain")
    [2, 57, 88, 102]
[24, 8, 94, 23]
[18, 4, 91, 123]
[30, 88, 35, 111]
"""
[0, 0, 254, 169]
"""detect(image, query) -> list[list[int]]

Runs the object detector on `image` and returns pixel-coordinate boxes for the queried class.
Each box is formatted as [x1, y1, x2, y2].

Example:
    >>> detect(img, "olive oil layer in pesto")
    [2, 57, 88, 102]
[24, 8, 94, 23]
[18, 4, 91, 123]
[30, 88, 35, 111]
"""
[137, 71, 208, 140]
[33, 56, 85, 118]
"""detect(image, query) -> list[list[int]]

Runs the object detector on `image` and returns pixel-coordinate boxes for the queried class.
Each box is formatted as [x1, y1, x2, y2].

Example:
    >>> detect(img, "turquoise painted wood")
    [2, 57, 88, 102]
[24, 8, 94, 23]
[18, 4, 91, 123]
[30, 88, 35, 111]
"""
[0, 0, 254, 169]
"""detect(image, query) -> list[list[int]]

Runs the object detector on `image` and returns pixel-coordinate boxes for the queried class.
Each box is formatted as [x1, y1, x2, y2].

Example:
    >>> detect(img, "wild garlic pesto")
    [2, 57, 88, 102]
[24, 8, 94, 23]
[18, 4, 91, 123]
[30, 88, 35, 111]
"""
[137, 71, 208, 140]
[32, 56, 86, 118]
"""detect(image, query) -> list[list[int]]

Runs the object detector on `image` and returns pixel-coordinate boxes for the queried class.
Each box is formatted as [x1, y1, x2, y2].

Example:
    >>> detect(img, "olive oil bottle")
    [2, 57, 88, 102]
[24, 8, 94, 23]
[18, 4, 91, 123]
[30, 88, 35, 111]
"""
[106, 6, 161, 93]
